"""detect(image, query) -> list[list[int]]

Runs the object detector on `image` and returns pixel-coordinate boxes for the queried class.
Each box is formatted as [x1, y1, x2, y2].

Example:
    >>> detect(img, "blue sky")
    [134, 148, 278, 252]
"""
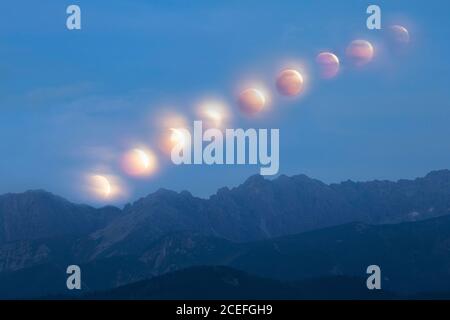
[0, 0, 449, 204]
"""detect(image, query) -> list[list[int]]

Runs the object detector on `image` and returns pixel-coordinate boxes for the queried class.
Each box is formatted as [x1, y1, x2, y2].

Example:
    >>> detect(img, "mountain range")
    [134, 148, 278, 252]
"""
[83, 266, 394, 300]
[0, 170, 449, 299]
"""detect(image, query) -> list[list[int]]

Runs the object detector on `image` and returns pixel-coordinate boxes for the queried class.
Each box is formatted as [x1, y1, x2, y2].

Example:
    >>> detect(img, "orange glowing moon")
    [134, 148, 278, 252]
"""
[389, 25, 410, 44]
[238, 88, 266, 115]
[316, 52, 340, 79]
[121, 148, 157, 177]
[346, 40, 374, 66]
[276, 69, 304, 96]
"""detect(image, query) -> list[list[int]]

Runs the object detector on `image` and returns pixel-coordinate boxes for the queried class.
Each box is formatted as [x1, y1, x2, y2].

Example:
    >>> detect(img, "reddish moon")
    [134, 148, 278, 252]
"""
[346, 40, 374, 66]
[276, 69, 304, 96]
[238, 88, 266, 115]
[316, 52, 340, 79]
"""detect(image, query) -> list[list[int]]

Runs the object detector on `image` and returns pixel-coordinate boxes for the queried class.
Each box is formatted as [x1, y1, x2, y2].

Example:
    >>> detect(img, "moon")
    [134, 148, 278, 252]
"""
[316, 52, 340, 79]
[170, 128, 188, 147]
[136, 149, 150, 169]
[122, 148, 157, 177]
[90, 175, 111, 198]
[389, 25, 410, 44]
[238, 88, 266, 115]
[206, 109, 222, 125]
[276, 69, 304, 96]
[346, 40, 374, 66]
[198, 101, 229, 128]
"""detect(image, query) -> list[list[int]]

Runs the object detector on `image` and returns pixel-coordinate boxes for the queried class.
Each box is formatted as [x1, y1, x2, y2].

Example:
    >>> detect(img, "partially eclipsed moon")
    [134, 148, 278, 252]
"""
[170, 128, 188, 147]
[346, 40, 374, 66]
[91, 175, 111, 198]
[122, 148, 157, 177]
[238, 88, 266, 115]
[206, 109, 222, 124]
[276, 69, 304, 96]
[198, 101, 229, 128]
[316, 52, 340, 79]
[135, 149, 150, 169]
[389, 25, 410, 44]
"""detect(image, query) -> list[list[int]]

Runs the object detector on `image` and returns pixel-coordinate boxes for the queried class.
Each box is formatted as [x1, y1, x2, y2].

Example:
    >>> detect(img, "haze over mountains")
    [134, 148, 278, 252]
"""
[0, 170, 450, 299]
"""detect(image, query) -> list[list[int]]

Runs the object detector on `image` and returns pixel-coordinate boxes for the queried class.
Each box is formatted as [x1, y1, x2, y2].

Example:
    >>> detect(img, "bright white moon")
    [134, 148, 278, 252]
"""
[122, 148, 157, 177]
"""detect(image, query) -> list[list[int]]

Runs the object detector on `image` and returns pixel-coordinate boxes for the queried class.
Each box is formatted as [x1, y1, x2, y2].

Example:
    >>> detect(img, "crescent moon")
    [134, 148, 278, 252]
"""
[134, 149, 150, 169]
[170, 128, 187, 146]
[253, 89, 266, 105]
[389, 25, 410, 44]
[316, 52, 340, 79]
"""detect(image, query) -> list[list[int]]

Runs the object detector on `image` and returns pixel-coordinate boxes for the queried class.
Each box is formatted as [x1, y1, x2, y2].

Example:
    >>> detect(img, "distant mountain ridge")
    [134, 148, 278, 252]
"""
[2, 170, 449, 246]
[1, 170, 450, 298]
[88, 169, 450, 258]
[0, 190, 120, 244]
[1, 170, 450, 263]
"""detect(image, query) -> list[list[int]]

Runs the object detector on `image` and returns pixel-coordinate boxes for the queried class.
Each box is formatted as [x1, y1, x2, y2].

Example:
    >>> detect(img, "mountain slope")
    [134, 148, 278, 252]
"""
[84, 266, 392, 300]
[230, 215, 450, 293]
[1, 170, 450, 298]
[88, 170, 450, 258]
[3, 214, 450, 298]
[118, 214, 450, 294]
[0, 190, 121, 244]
